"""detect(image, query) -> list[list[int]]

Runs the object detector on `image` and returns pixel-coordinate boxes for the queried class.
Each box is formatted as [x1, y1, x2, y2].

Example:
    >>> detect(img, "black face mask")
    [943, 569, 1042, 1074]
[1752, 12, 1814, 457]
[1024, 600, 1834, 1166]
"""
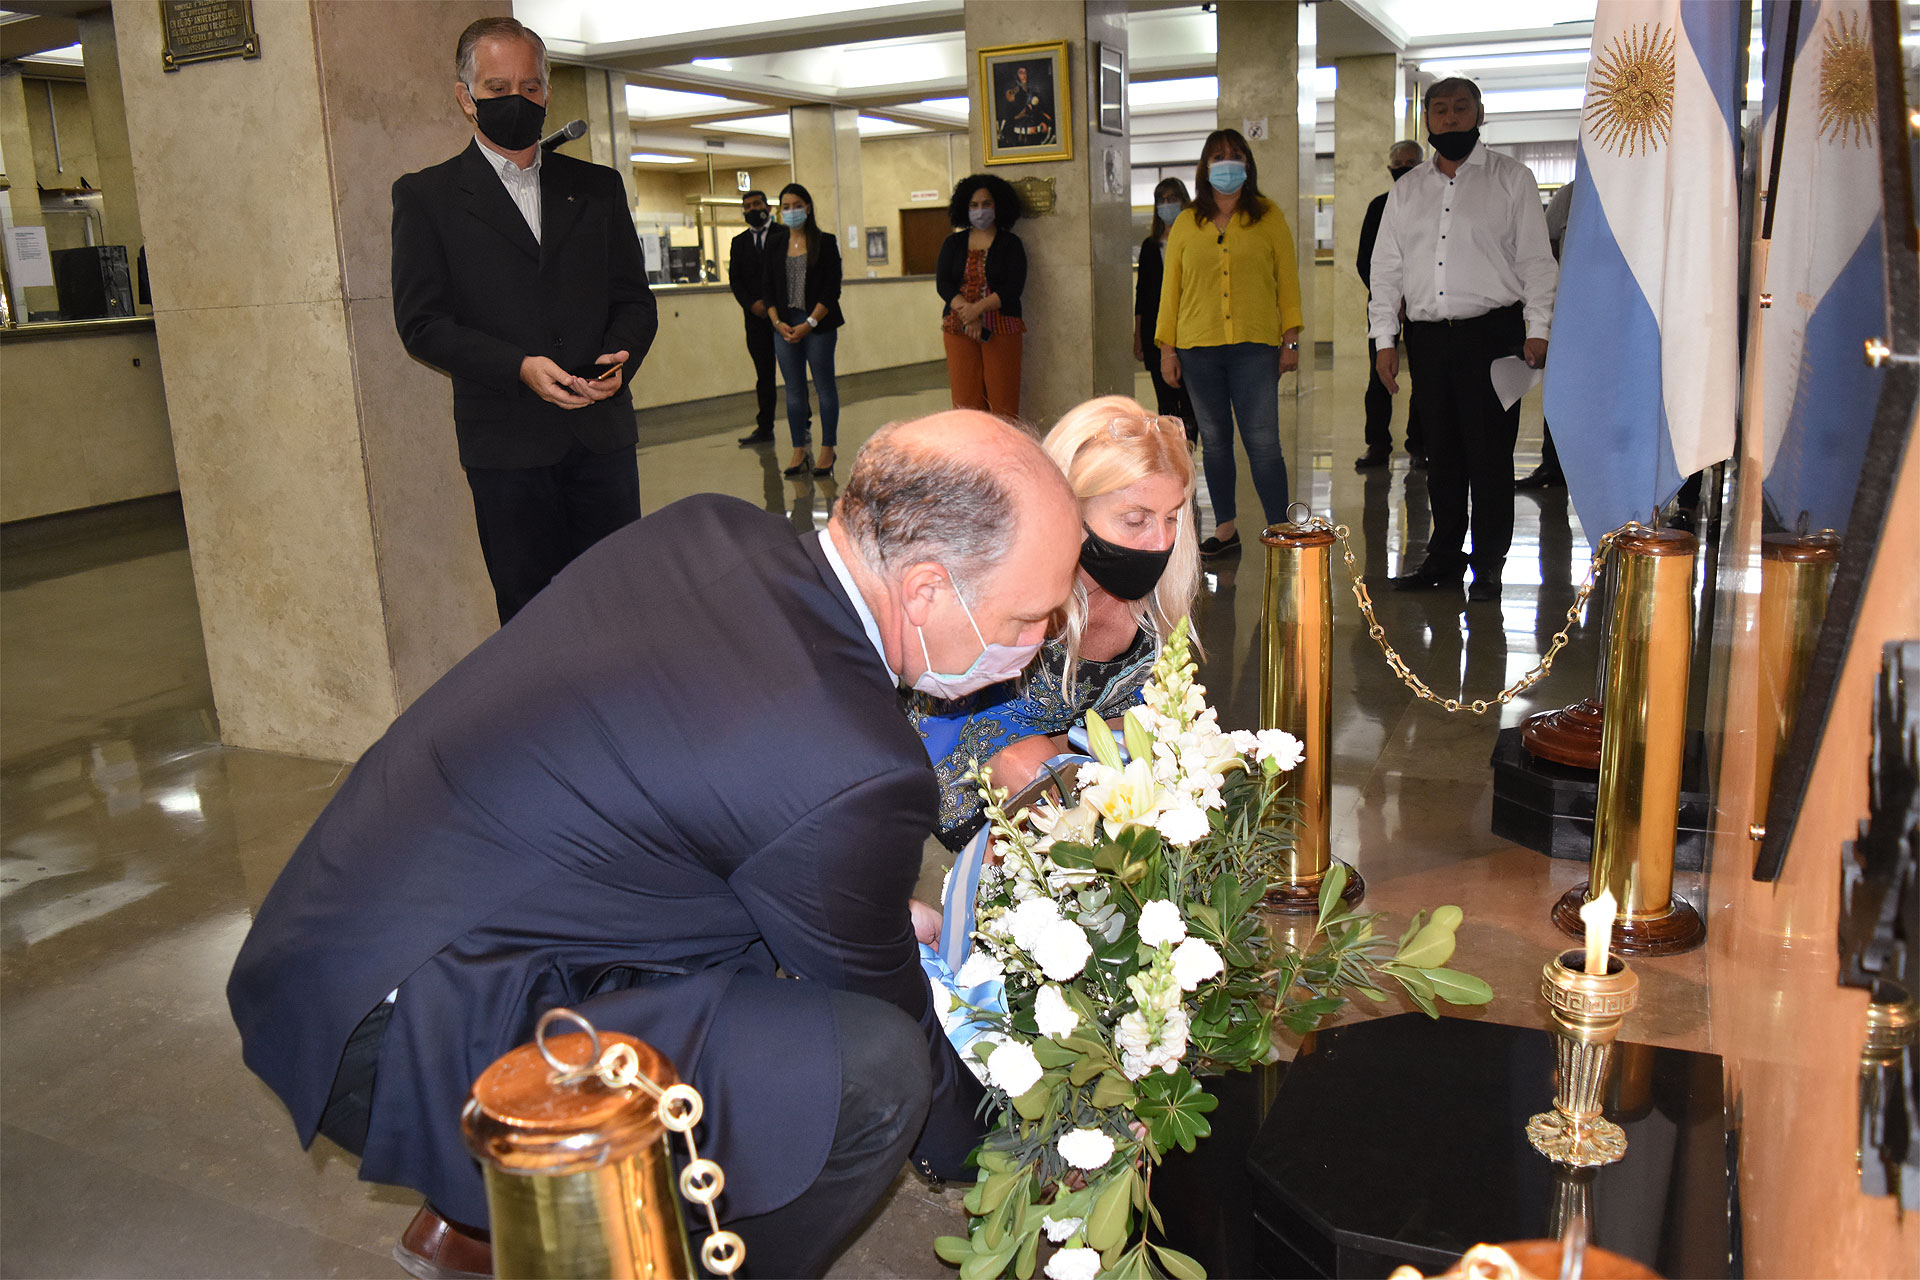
[472, 92, 546, 152]
[1388, 164, 1415, 181]
[1079, 526, 1173, 602]
[744, 208, 770, 228]
[1427, 127, 1479, 163]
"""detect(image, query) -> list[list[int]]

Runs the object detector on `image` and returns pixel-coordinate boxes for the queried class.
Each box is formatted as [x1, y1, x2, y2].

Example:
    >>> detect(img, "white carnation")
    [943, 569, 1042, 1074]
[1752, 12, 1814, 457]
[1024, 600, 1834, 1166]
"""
[1055, 1126, 1116, 1171]
[1040, 1214, 1084, 1244]
[1045, 1247, 1102, 1280]
[985, 1037, 1044, 1096]
[1256, 728, 1305, 772]
[1033, 984, 1079, 1038]
[1001, 896, 1065, 952]
[1170, 936, 1225, 990]
[1228, 729, 1259, 754]
[1136, 899, 1188, 948]
[954, 949, 1005, 989]
[1154, 804, 1211, 846]
[1031, 916, 1093, 981]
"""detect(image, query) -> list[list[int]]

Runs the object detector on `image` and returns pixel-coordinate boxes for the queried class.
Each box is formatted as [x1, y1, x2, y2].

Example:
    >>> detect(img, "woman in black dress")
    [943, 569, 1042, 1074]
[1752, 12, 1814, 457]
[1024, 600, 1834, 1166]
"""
[1134, 177, 1197, 439]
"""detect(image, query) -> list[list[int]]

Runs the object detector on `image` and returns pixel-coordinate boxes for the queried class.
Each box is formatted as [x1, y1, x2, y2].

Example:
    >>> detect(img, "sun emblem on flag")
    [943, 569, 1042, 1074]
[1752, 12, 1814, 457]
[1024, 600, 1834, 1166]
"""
[1584, 23, 1676, 157]
[1816, 9, 1875, 148]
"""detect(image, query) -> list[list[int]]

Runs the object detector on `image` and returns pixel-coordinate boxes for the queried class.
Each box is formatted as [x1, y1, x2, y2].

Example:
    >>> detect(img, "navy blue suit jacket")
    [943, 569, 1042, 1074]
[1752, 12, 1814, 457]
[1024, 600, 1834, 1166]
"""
[228, 495, 985, 1225]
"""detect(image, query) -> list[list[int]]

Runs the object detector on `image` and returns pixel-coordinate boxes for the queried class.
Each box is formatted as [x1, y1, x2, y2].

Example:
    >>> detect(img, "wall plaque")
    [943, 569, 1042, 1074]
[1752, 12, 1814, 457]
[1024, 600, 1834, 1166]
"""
[161, 0, 260, 72]
[1011, 176, 1056, 216]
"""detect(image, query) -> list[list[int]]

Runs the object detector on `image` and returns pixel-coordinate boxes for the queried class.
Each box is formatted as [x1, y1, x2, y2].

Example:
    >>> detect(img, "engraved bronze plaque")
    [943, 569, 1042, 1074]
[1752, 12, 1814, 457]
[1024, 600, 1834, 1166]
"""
[161, 0, 260, 72]
[1011, 176, 1056, 216]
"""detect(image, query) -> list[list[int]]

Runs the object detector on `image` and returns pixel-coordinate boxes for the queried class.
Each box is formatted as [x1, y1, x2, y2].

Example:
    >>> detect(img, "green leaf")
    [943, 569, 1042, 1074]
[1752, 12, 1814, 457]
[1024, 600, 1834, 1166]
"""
[1123, 706, 1155, 764]
[1135, 1067, 1218, 1153]
[1068, 1054, 1109, 1087]
[1420, 966, 1494, 1005]
[1015, 1223, 1041, 1279]
[1090, 1070, 1136, 1109]
[934, 1236, 972, 1264]
[1396, 909, 1426, 951]
[1317, 863, 1349, 924]
[977, 1150, 1015, 1176]
[1154, 1243, 1208, 1280]
[1085, 710, 1124, 770]
[1031, 1038, 1077, 1069]
[1011, 1079, 1052, 1121]
[1396, 913, 1460, 969]
[977, 1169, 1019, 1214]
[961, 1241, 1016, 1280]
[1047, 839, 1099, 869]
[1086, 1168, 1135, 1253]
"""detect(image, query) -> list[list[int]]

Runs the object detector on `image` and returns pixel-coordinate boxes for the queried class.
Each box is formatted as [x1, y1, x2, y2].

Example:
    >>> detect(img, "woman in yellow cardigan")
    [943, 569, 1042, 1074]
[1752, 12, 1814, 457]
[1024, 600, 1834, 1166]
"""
[1154, 128, 1304, 557]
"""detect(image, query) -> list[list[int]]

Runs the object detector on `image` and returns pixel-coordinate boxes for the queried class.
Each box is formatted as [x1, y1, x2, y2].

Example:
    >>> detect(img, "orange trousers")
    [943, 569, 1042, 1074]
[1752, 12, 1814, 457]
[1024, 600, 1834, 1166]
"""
[943, 329, 1024, 420]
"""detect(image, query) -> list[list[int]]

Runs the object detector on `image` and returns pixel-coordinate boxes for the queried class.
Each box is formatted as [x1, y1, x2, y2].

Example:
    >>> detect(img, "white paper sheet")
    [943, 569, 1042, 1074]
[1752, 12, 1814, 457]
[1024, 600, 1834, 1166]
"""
[1490, 355, 1542, 411]
[5, 225, 53, 288]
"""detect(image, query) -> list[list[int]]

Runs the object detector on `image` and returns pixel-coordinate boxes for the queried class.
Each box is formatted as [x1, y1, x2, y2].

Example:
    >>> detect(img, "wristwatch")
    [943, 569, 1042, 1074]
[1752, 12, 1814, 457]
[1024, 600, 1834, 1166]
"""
[805, 315, 819, 328]
[1282, 340, 1300, 350]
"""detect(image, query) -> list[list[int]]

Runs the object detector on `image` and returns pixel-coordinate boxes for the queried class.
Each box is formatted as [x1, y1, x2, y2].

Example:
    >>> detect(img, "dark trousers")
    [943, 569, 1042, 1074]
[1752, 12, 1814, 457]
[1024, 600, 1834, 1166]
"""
[1365, 335, 1422, 455]
[1143, 353, 1197, 440]
[319, 987, 928, 1280]
[744, 312, 777, 433]
[465, 439, 642, 625]
[1403, 304, 1524, 576]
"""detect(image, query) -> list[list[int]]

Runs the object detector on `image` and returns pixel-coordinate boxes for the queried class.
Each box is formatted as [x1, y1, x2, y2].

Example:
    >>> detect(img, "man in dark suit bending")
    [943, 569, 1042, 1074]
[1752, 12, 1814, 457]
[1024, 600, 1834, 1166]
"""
[228, 411, 1082, 1279]
[392, 17, 657, 624]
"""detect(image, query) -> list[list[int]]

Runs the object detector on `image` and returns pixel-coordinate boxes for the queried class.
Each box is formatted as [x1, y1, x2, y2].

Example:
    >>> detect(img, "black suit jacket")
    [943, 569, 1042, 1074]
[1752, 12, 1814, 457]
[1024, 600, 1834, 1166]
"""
[227, 495, 984, 1227]
[760, 226, 845, 330]
[1357, 190, 1390, 294]
[729, 224, 774, 315]
[391, 141, 658, 469]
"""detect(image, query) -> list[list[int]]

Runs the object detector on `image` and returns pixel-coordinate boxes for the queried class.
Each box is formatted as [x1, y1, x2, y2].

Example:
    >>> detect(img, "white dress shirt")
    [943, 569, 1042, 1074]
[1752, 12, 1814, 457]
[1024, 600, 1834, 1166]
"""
[816, 527, 900, 686]
[479, 142, 542, 244]
[1367, 141, 1557, 342]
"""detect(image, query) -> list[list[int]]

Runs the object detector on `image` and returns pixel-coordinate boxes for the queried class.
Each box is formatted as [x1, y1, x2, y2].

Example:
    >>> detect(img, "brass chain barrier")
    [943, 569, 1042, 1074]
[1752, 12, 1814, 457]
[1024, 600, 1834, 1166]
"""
[1303, 517, 1643, 716]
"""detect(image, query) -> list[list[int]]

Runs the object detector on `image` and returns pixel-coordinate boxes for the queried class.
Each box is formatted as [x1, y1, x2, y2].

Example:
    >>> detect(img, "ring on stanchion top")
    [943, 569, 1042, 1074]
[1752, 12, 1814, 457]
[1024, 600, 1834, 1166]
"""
[533, 1006, 603, 1079]
[1285, 501, 1313, 527]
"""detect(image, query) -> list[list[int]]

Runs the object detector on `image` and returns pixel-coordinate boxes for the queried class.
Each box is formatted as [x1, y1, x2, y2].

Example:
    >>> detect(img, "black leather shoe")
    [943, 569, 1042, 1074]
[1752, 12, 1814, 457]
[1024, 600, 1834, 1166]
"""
[1354, 447, 1390, 470]
[1390, 559, 1466, 591]
[1467, 575, 1503, 602]
[737, 429, 775, 447]
[1408, 452, 1429, 471]
[1515, 466, 1564, 490]
[1199, 532, 1242, 559]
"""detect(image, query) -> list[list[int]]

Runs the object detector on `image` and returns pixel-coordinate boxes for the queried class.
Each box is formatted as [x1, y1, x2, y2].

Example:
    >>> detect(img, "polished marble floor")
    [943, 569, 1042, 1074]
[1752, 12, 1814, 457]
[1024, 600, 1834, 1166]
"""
[0, 355, 1711, 1277]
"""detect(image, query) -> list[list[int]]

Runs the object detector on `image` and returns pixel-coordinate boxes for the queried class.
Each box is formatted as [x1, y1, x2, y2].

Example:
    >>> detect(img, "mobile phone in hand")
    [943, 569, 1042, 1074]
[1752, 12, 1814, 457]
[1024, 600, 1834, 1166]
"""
[569, 361, 623, 382]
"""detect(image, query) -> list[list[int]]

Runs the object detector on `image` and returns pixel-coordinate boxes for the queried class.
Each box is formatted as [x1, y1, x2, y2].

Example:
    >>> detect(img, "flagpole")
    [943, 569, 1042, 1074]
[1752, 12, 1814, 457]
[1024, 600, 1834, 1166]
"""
[1758, 0, 1803, 242]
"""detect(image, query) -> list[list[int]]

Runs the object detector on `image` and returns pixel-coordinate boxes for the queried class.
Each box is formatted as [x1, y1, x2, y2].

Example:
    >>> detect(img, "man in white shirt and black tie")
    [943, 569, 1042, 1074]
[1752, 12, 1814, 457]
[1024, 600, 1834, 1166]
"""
[1369, 78, 1558, 603]
[730, 190, 780, 446]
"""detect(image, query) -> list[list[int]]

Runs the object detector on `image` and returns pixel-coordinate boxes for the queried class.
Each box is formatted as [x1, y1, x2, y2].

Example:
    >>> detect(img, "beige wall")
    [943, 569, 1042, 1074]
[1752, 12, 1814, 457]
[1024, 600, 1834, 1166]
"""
[21, 77, 98, 194]
[859, 133, 963, 277]
[0, 325, 176, 522]
[0, 69, 58, 318]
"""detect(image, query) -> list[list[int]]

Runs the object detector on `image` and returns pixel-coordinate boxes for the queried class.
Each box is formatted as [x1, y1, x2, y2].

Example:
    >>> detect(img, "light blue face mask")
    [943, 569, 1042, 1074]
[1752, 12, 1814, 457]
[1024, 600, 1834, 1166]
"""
[780, 207, 808, 228]
[1208, 160, 1247, 194]
[1155, 202, 1182, 225]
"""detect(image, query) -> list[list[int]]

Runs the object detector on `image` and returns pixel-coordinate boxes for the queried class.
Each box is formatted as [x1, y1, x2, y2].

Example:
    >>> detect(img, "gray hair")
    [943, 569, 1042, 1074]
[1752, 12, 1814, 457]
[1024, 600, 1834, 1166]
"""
[1423, 77, 1484, 121]
[455, 17, 548, 88]
[837, 422, 1024, 588]
[1389, 139, 1424, 163]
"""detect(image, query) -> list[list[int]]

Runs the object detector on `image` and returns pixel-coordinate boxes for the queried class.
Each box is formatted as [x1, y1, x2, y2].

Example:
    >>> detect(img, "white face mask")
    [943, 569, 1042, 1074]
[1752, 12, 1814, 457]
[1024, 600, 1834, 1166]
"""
[911, 572, 1042, 700]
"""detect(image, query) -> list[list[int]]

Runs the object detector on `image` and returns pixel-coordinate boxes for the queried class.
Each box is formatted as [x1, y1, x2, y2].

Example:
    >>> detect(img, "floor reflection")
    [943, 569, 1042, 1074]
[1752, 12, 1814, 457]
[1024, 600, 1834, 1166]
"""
[0, 355, 1710, 1277]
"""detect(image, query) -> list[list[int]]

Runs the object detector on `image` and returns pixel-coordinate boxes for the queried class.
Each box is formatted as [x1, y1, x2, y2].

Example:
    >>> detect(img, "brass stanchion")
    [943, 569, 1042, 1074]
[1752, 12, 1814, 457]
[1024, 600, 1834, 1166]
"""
[1552, 528, 1705, 954]
[1259, 509, 1362, 913]
[1520, 561, 1618, 769]
[463, 1011, 719, 1278]
[1749, 531, 1841, 841]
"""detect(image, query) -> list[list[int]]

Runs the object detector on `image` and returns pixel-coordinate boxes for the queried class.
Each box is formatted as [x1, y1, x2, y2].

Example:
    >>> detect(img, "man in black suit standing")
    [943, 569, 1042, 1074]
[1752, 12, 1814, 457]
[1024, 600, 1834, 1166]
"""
[228, 410, 1082, 1279]
[1354, 140, 1424, 471]
[730, 189, 779, 446]
[392, 17, 657, 625]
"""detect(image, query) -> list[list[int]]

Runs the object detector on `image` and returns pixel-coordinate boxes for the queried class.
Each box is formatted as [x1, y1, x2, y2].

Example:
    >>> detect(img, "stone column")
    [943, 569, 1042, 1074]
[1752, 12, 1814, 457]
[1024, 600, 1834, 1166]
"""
[789, 105, 865, 259]
[544, 64, 633, 207]
[1333, 54, 1395, 362]
[113, 0, 505, 761]
[0, 67, 58, 319]
[961, 0, 1131, 426]
[77, 12, 142, 303]
[1216, 0, 1314, 388]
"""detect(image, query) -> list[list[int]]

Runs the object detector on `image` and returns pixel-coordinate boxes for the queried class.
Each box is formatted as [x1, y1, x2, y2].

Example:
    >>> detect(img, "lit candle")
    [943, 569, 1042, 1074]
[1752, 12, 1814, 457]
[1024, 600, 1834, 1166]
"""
[1579, 888, 1617, 976]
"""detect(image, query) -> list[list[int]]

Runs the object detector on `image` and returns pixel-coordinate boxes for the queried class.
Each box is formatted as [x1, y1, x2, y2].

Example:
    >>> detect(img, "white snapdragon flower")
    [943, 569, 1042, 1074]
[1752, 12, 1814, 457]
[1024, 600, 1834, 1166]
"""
[1033, 984, 1079, 1038]
[1136, 899, 1188, 948]
[1045, 1247, 1102, 1280]
[954, 949, 1006, 990]
[1255, 728, 1305, 772]
[1154, 804, 1211, 846]
[1040, 1214, 1084, 1244]
[1170, 936, 1225, 990]
[986, 1038, 1044, 1096]
[1055, 1126, 1116, 1170]
[1117, 1007, 1191, 1078]
[1080, 756, 1165, 837]
[1031, 916, 1093, 981]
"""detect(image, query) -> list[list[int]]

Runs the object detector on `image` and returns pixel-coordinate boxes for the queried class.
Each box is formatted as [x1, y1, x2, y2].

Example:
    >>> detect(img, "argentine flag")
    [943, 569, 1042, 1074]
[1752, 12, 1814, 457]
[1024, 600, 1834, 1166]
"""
[1756, 0, 1885, 534]
[1543, 0, 1743, 541]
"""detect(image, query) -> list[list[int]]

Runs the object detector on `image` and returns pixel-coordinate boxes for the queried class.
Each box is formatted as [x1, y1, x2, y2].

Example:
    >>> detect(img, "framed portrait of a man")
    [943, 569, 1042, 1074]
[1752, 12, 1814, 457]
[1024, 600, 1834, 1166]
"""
[978, 41, 1072, 166]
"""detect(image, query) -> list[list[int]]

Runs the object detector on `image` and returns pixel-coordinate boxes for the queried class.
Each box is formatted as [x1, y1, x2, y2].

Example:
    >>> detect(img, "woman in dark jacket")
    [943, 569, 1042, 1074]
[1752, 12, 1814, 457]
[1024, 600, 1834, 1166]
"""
[1134, 177, 1197, 439]
[935, 173, 1027, 419]
[762, 182, 846, 476]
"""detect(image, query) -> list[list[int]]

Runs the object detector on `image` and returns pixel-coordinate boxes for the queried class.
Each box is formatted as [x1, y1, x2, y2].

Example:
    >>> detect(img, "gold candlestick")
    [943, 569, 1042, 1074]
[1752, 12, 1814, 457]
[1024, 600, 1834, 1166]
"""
[1528, 949, 1639, 1167]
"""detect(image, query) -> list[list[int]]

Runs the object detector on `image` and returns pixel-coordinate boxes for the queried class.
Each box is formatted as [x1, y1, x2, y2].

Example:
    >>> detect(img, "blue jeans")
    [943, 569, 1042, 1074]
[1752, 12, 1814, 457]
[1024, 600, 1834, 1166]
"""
[1178, 342, 1289, 527]
[773, 307, 839, 449]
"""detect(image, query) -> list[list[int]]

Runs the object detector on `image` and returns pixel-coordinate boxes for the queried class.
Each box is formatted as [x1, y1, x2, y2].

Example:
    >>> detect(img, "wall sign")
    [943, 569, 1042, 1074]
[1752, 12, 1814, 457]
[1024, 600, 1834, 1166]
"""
[160, 0, 260, 72]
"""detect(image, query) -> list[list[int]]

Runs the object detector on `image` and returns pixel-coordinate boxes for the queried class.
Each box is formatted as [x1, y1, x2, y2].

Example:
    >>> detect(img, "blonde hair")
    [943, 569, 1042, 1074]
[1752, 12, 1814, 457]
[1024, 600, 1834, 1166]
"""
[1042, 395, 1202, 684]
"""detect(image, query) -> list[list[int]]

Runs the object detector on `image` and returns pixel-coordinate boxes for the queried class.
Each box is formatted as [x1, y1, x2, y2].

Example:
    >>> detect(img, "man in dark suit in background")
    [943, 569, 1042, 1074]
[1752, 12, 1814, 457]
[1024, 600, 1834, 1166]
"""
[392, 17, 657, 625]
[730, 189, 779, 446]
[1354, 139, 1424, 471]
[227, 411, 1082, 1280]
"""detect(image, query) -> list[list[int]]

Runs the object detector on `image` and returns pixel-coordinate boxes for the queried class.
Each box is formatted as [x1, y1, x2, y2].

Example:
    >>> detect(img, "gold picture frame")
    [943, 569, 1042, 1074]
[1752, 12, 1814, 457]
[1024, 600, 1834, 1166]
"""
[978, 41, 1073, 166]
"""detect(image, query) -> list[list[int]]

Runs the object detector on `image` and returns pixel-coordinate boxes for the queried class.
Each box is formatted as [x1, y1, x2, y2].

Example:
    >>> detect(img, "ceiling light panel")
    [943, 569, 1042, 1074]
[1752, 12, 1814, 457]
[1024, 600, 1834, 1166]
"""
[518, 0, 961, 46]
[624, 84, 757, 119]
[855, 116, 926, 136]
[1128, 76, 1218, 110]
[630, 152, 695, 164]
[1382, 0, 1597, 42]
[704, 114, 792, 138]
